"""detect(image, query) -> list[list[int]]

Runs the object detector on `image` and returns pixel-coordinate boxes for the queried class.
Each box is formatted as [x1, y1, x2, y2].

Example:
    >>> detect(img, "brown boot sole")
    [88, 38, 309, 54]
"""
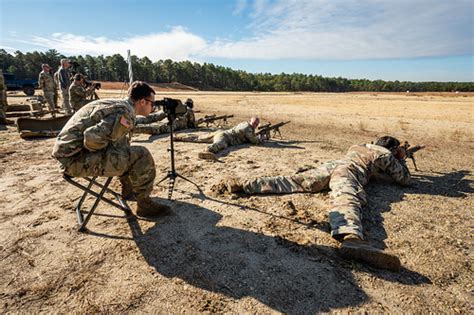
[198, 152, 217, 160]
[339, 242, 401, 272]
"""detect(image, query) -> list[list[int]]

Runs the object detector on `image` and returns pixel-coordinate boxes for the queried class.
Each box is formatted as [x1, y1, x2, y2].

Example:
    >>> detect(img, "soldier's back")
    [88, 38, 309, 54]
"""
[53, 98, 134, 158]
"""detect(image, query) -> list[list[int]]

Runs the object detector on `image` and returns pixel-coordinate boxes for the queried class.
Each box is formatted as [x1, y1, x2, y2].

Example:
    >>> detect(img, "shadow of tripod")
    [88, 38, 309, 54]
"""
[156, 111, 200, 200]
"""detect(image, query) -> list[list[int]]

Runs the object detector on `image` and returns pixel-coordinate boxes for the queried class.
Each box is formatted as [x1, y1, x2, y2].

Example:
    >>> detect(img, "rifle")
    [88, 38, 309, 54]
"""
[402, 141, 425, 171]
[197, 114, 234, 127]
[257, 121, 291, 140]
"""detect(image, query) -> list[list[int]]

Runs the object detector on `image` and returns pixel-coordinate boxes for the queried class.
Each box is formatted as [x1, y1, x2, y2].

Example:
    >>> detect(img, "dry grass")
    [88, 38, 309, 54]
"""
[0, 91, 473, 313]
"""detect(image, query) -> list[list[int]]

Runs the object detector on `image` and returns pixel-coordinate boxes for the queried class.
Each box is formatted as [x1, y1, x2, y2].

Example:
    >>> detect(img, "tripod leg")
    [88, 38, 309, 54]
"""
[156, 174, 170, 185]
[176, 173, 201, 190]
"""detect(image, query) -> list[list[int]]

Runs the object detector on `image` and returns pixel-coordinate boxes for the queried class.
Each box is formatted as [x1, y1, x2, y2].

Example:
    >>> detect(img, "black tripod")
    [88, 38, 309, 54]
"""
[156, 114, 200, 199]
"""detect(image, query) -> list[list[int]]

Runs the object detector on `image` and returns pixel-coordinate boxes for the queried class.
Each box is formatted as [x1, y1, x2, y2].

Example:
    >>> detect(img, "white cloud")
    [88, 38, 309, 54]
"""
[12, 0, 474, 61]
[205, 0, 474, 59]
[28, 26, 207, 61]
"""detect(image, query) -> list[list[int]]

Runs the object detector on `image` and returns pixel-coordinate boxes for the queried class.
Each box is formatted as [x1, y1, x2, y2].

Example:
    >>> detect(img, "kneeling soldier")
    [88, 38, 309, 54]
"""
[69, 74, 95, 112]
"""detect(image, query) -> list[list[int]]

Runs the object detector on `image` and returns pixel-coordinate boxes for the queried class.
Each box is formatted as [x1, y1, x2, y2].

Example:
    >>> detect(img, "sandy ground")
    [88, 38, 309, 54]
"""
[0, 90, 473, 313]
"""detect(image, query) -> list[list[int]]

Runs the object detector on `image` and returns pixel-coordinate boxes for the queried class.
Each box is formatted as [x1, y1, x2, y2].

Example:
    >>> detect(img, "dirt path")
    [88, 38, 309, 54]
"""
[0, 92, 472, 313]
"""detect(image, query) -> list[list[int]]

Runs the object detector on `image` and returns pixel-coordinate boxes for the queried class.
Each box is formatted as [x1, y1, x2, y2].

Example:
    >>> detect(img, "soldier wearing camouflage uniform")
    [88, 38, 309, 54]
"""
[198, 117, 260, 160]
[0, 71, 8, 125]
[69, 74, 94, 111]
[134, 98, 196, 135]
[225, 136, 411, 271]
[38, 64, 57, 114]
[52, 81, 170, 217]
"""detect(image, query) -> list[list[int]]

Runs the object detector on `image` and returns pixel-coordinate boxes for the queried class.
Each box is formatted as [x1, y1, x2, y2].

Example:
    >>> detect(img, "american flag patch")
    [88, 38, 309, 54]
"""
[120, 116, 131, 128]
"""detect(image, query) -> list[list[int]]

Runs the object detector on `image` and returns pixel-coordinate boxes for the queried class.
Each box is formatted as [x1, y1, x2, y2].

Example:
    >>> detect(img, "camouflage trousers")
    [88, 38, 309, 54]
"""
[61, 88, 72, 115]
[58, 145, 156, 199]
[134, 118, 194, 136]
[207, 132, 229, 153]
[43, 91, 56, 112]
[134, 123, 169, 135]
[242, 160, 366, 240]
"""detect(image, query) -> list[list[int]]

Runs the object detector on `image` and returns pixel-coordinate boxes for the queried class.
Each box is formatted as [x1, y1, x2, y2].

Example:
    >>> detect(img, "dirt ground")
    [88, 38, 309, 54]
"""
[0, 90, 473, 313]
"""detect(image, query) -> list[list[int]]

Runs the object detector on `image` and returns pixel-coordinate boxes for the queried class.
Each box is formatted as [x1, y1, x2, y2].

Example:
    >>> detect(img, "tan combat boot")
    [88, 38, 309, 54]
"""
[339, 234, 401, 272]
[198, 151, 217, 160]
[225, 178, 244, 193]
[136, 197, 172, 217]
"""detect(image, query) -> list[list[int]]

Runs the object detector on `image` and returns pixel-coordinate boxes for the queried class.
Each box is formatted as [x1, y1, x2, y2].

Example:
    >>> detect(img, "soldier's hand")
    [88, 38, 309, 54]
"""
[394, 147, 407, 160]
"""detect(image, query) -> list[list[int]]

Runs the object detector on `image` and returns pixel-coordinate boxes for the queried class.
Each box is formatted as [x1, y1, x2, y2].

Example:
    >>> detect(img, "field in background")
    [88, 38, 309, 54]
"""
[0, 91, 472, 313]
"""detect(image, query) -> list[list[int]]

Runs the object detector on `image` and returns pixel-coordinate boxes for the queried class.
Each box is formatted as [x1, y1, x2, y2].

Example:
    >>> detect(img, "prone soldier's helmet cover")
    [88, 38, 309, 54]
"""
[185, 98, 194, 108]
[374, 136, 400, 150]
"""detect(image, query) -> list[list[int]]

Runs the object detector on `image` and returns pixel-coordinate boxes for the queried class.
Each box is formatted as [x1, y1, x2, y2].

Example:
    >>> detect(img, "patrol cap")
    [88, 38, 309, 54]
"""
[41, 63, 50, 68]
[73, 73, 83, 81]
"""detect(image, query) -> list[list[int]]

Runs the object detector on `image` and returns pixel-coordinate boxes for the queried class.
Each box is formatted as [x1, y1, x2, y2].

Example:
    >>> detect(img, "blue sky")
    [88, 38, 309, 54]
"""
[1, 0, 473, 82]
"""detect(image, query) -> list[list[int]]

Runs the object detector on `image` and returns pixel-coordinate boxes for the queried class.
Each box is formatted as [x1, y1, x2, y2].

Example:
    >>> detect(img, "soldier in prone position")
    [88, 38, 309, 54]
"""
[52, 81, 171, 217]
[223, 136, 411, 271]
[134, 98, 197, 135]
[196, 116, 261, 160]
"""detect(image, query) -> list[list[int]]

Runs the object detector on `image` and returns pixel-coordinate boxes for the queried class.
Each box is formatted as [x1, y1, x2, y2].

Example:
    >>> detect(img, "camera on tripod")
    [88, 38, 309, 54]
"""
[154, 97, 188, 117]
[84, 80, 101, 90]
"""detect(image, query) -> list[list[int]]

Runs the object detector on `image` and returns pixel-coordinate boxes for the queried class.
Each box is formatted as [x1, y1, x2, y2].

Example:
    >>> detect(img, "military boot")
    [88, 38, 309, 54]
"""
[198, 151, 217, 161]
[120, 177, 135, 201]
[339, 234, 401, 272]
[225, 178, 244, 193]
[136, 197, 172, 217]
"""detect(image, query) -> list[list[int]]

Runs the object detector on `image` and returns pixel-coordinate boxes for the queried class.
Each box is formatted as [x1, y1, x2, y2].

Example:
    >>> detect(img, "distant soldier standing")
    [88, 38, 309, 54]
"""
[223, 136, 411, 271]
[0, 71, 9, 125]
[197, 116, 260, 160]
[69, 74, 94, 112]
[52, 81, 171, 217]
[38, 64, 57, 115]
[55, 59, 72, 115]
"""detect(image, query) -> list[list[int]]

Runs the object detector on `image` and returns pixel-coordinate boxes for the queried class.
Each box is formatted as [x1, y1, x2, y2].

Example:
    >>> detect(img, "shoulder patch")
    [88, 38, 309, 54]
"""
[120, 115, 131, 128]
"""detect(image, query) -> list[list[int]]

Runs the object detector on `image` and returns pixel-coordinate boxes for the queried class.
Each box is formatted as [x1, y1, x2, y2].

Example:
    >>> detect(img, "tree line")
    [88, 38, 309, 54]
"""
[1, 49, 472, 92]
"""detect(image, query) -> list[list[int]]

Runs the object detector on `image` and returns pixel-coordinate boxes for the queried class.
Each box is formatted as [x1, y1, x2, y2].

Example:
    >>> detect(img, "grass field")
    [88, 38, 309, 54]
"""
[0, 90, 472, 313]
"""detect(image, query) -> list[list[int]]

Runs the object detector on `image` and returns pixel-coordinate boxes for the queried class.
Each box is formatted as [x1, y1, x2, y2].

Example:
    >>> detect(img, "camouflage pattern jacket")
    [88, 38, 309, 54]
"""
[52, 98, 135, 158]
[222, 122, 259, 145]
[341, 143, 411, 186]
[69, 83, 93, 110]
[38, 71, 56, 92]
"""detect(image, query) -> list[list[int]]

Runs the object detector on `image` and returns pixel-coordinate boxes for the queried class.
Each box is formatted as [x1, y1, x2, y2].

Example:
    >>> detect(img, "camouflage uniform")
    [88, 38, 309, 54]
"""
[38, 70, 57, 112]
[0, 72, 7, 123]
[207, 121, 259, 153]
[52, 98, 156, 199]
[242, 144, 411, 240]
[69, 83, 93, 111]
[134, 110, 196, 135]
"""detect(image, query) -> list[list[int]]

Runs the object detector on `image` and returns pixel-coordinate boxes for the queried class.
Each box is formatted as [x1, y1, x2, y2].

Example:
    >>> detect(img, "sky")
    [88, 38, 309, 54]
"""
[1, 0, 473, 82]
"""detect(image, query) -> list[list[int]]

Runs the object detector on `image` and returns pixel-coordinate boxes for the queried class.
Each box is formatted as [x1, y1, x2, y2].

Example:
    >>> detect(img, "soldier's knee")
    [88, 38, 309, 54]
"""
[130, 146, 153, 160]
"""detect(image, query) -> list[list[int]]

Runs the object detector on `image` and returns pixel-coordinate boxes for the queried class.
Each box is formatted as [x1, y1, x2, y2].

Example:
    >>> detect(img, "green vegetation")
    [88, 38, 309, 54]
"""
[1, 49, 472, 92]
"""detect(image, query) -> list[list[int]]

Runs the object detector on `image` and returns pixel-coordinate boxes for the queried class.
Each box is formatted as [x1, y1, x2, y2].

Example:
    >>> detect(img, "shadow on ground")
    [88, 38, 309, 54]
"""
[364, 170, 473, 249]
[127, 198, 431, 313]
